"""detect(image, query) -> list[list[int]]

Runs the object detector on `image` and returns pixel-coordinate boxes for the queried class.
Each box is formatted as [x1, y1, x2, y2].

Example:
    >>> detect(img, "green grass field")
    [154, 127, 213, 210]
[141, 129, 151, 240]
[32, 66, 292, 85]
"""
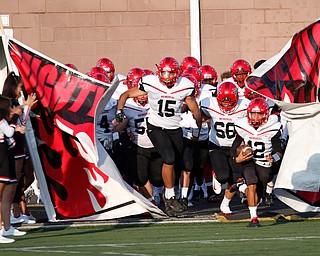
[1, 220, 320, 255]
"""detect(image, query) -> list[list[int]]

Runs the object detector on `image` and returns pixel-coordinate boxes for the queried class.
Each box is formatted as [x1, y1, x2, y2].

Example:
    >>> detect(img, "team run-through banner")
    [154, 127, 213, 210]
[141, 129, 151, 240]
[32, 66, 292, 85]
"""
[247, 19, 320, 212]
[1, 35, 166, 221]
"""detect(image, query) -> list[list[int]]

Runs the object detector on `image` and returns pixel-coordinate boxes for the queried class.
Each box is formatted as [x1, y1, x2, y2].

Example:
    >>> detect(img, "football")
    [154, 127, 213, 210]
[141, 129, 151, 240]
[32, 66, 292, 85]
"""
[236, 144, 253, 156]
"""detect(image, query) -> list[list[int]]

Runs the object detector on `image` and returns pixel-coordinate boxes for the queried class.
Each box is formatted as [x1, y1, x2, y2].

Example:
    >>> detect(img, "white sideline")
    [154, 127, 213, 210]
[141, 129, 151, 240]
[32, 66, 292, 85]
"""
[1, 236, 320, 254]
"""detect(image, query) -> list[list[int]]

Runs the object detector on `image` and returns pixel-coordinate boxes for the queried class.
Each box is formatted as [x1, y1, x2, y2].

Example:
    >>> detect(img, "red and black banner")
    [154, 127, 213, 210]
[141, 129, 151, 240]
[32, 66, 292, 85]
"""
[7, 38, 165, 220]
[247, 20, 320, 103]
[246, 19, 320, 213]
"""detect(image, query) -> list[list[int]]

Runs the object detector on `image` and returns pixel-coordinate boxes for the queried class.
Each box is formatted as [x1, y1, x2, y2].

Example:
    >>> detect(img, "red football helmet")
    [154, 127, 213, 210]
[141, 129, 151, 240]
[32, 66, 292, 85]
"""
[217, 82, 239, 113]
[156, 57, 180, 87]
[143, 69, 155, 76]
[96, 58, 115, 82]
[126, 68, 145, 89]
[181, 74, 199, 97]
[91, 73, 110, 84]
[182, 66, 202, 84]
[199, 65, 218, 85]
[247, 98, 269, 128]
[88, 66, 106, 77]
[230, 59, 251, 88]
[180, 56, 200, 72]
[65, 63, 78, 71]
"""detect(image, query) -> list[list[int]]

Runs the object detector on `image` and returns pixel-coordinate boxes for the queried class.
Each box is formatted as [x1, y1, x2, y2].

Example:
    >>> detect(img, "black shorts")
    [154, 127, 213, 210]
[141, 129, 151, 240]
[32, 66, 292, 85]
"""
[243, 163, 272, 186]
[243, 162, 272, 198]
[182, 138, 208, 172]
[208, 142, 242, 185]
[134, 145, 163, 187]
[146, 122, 183, 166]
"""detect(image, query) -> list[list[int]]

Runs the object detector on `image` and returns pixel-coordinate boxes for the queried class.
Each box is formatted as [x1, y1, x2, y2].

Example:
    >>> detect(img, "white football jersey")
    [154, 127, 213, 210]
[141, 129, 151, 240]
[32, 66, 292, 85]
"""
[111, 74, 127, 101]
[180, 96, 209, 141]
[96, 98, 117, 141]
[201, 97, 250, 147]
[139, 75, 195, 129]
[123, 98, 154, 148]
[235, 114, 282, 167]
[198, 83, 217, 101]
[180, 110, 209, 141]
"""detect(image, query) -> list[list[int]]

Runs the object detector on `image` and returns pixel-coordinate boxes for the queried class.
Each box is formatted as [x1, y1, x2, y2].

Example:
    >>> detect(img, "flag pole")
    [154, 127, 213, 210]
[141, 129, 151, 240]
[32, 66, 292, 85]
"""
[190, 0, 201, 65]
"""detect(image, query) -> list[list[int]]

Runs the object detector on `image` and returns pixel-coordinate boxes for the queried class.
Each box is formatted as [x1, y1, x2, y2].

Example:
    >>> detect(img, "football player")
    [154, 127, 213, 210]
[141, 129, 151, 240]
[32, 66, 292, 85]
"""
[224, 59, 252, 99]
[199, 64, 219, 99]
[117, 57, 202, 216]
[95, 57, 127, 100]
[231, 98, 283, 227]
[200, 82, 250, 215]
[180, 56, 200, 73]
[178, 73, 209, 209]
[113, 68, 163, 205]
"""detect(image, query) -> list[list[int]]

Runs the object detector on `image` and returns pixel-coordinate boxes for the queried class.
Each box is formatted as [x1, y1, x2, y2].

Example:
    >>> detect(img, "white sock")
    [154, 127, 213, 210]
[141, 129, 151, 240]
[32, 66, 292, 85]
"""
[181, 187, 189, 198]
[239, 184, 248, 193]
[249, 206, 258, 219]
[221, 196, 231, 206]
[165, 187, 175, 199]
[266, 181, 273, 194]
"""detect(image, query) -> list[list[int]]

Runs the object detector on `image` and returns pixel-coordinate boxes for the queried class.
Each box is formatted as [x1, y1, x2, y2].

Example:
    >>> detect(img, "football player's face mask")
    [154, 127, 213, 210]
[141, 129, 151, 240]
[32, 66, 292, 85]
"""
[157, 57, 180, 87]
[234, 73, 248, 88]
[217, 82, 239, 113]
[247, 98, 269, 128]
[230, 59, 251, 88]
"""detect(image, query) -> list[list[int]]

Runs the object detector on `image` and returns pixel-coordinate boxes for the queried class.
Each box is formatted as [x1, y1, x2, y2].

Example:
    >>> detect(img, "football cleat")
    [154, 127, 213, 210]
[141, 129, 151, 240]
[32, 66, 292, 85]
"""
[180, 197, 188, 211]
[164, 196, 185, 213]
[265, 193, 274, 206]
[248, 217, 261, 227]
[220, 203, 232, 215]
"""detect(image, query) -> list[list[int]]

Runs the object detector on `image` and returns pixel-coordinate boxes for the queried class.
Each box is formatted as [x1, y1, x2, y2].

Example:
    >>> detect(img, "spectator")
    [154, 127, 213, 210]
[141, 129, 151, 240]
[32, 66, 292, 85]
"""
[2, 72, 37, 225]
[220, 71, 232, 81]
[0, 94, 26, 243]
[113, 68, 163, 205]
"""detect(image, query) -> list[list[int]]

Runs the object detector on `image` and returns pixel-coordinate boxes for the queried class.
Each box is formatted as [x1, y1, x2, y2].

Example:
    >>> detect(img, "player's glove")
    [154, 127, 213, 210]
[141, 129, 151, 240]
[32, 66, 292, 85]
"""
[116, 109, 127, 123]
